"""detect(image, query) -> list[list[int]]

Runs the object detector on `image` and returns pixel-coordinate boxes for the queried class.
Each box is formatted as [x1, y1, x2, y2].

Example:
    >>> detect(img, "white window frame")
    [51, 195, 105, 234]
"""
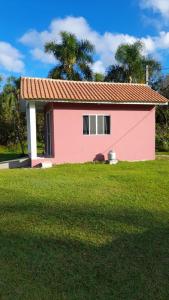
[83, 114, 111, 136]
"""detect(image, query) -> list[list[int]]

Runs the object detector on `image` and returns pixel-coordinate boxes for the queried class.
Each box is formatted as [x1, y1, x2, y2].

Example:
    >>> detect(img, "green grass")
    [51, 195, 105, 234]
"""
[0, 161, 169, 299]
[1, 144, 168, 162]
[0, 144, 44, 162]
[0, 145, 23, 162]
[156, 151, 169, 155]
[156, 152, 169, 160]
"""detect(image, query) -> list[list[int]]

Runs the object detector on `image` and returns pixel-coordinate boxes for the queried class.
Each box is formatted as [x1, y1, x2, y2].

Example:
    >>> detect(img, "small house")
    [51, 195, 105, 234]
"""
[20, 77, 168, 167]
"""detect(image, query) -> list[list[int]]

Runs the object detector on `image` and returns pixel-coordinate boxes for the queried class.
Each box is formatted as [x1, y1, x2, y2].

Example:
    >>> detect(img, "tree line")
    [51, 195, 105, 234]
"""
[0, 31, 168, 153]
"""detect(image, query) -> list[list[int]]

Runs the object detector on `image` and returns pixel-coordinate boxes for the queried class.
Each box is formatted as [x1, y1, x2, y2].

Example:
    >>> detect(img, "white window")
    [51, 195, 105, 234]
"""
[83, 115, 110, 135]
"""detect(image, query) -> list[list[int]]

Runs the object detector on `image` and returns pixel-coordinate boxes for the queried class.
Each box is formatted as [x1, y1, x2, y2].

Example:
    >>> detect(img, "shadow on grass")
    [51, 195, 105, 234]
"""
[0, 153, 24, 162]
[0, 200, 169, 299]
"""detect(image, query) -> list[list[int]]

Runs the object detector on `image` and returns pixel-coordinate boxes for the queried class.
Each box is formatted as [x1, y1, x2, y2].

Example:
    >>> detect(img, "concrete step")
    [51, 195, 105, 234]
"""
[0, 157, 30, 169]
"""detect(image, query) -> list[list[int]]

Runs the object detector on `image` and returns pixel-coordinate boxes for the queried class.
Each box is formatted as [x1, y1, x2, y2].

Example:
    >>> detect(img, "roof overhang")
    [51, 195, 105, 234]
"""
[20, 98, 168, 112]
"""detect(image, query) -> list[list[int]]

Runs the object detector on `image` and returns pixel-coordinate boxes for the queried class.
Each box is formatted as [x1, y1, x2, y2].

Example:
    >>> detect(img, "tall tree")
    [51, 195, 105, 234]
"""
[105, 65, 128, 82]
[156, 76, 169, 127]
[0, 77, 25, 153]
[107, 41, 161, 84]
[150, 75, 169, 151]
[45, 31, 95, 80]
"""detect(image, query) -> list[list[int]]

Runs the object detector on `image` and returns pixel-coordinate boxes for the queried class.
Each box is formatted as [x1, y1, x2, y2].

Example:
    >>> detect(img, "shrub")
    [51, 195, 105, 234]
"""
[156, 124, 169, 151]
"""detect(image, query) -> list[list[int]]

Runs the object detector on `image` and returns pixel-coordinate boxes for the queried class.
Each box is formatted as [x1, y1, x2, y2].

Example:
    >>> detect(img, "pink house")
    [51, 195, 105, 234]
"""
[20, 77, 168, 167]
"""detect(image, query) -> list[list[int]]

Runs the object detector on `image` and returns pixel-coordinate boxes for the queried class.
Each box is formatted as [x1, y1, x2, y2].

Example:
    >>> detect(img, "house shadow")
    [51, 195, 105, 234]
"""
[8, 157, 30, 168]
[0, 157, 30, 169]
[0, 153, 23, 162]
[0, 191, 169, 299]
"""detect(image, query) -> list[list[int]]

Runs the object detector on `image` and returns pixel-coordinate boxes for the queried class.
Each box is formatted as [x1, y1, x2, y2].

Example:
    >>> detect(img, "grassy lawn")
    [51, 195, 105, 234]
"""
[0, 144, 44, 162]
[156, 152, 169, 160]
[0, 145, 23, 162]
[0, 161, 169, 299]
[156, 151, 169, 155]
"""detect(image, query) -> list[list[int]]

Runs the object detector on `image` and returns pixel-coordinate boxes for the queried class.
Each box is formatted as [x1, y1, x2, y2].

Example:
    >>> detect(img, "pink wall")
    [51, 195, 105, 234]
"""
[32, 103, 155, 166]
[53, 103, 155, 163]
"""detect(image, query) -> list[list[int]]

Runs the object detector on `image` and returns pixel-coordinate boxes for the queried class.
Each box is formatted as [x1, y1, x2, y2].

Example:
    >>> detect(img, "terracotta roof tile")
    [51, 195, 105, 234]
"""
[20, 77, 168, 104]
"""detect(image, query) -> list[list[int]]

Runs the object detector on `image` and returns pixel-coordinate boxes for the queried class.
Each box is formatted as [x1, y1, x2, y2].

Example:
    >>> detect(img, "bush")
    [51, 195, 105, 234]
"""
[156, 124, 169, 151]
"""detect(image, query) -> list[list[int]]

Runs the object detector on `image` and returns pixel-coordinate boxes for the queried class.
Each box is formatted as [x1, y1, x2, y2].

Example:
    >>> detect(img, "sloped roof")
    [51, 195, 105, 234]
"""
[20, 77, 168, 104]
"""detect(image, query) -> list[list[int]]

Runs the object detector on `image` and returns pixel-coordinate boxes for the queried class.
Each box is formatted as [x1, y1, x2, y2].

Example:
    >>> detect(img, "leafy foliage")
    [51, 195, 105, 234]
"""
[45, 31, 95, 80]
[0, 76, 45, 153]
[106, 41, 161, 84]
[93, 73, 105, 82]
[156, 76, 169, 151]
[0, 77, 26, 153]
[105, 65, 128, 82]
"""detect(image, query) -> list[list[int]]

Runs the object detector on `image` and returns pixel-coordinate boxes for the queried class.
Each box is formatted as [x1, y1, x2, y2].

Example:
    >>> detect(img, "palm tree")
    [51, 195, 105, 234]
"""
[115, 41, 161, 83]
[105, 65, 128, 82]
[45, 31, 95, 80]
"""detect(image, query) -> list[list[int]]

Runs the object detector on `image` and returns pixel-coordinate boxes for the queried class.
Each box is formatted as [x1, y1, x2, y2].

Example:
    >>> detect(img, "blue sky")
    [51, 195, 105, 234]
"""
[1, 0, 169, 79]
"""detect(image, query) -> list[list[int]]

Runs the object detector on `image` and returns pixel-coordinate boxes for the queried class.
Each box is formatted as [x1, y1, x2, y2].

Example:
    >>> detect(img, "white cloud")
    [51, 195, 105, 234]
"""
[0, 41, 24, 73]
[140, 0, 169, 19]
[31, 48, 55, 64]
[92, 60, 105, 74]
[19, 16, 169, 73]
[154, 31, 169, 48]
[20, 17, 140, 72]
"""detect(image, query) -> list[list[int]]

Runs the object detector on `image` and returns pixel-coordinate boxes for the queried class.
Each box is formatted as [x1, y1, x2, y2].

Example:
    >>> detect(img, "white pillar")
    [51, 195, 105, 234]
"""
[26, 102, 37, 159]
